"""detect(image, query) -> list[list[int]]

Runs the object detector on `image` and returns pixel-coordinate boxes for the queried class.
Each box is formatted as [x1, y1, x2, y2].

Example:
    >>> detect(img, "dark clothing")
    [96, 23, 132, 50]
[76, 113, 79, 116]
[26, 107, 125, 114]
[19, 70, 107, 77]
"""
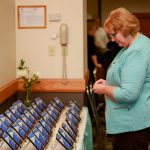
[88, 34, 97, 83]
[112, 127, 150, 150]
[107, 41, 121, 60]
[96, 41, 121, 73]
[102, 41, 121, 71]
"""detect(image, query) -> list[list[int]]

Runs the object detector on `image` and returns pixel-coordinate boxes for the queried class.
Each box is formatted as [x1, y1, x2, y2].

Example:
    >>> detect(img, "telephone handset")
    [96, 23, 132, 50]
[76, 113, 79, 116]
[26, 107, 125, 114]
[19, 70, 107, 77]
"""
[60, 23, 68, 46]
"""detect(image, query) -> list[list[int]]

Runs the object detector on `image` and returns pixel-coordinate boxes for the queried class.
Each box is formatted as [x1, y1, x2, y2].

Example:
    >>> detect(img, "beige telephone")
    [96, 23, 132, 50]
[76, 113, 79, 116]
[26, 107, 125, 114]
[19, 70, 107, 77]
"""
[60, 23, 68, 47]
[59, 23, 68, 84]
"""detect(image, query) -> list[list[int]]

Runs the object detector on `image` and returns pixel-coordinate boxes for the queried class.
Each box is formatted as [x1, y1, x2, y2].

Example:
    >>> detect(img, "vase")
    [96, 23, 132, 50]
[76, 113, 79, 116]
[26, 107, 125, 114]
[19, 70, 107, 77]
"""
[24, 88, 32, 107]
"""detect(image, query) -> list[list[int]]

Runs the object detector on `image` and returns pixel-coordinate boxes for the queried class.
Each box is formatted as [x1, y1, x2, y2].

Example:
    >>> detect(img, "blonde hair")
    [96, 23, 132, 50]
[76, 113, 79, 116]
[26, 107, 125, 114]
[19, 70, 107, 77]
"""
[104, 7, 140, 37]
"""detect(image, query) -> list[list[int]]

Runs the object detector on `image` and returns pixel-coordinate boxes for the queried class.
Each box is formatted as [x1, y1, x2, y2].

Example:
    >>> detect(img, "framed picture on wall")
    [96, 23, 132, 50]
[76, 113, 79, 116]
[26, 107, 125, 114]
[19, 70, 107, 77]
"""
[18, 5, 46, 29]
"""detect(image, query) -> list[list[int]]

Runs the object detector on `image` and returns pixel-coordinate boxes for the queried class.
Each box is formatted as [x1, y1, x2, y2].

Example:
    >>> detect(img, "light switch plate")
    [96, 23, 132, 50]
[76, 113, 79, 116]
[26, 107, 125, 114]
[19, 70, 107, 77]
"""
[48, 46, 55, 56]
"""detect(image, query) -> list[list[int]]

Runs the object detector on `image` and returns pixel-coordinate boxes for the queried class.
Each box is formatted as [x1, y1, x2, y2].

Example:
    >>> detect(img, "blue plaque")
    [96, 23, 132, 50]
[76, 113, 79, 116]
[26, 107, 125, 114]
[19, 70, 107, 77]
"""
[24, 110, 36, 124]
[35, 100, 45, 111]
[69, 108, 81, 122]
[35, 97, 47, 109]
[5, 110, 17, 123]
[28, 106, 39, 120]
[20, 114, 33, 129]
[0, 114, 12, 127]
[54, 97, 65, 109]
[47, 104, 60, 116]
[11, 105, 23, 115]
[39, 118, 52, 134]
[16, 118, 30, 134]
[66, 117, 78, 136]
[69, 101, 81, 114]
[58, 127, 74, 147]
[56, 133, 72, 150]
[31, 102, 42, 115]
[28, 132, 44, 150]
[51, 100, 61, 112]
[9, 106, 21, 118]
[7, 127, 22, 145]
[0, 120, 8, 132]
[12, 123, 26, 139]
[66, 111, 79, 127]
[72, 99, 81, 109]
[62, 122, 76, 141]
[42, 111, 56, 127]
[12, 100, 26, 112]
[2, 132, 18, 150]
[46, 108, 58, 121]
[41, 114, 54, 128]
[32, 127, 48, 146]
[36, 123, 50, 140]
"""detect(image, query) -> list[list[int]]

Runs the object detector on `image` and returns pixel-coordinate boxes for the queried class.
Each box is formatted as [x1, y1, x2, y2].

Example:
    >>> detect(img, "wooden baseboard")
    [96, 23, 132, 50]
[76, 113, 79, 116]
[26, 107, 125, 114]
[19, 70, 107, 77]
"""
[17, 79, 86, 92]
[0, 79, 18, 104]
[0, 78, 86, 104]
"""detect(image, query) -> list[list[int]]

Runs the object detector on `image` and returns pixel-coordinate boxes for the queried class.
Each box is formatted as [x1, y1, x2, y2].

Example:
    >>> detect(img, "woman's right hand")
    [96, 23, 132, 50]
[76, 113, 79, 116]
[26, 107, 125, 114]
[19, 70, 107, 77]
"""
[93, 79, 106, 94]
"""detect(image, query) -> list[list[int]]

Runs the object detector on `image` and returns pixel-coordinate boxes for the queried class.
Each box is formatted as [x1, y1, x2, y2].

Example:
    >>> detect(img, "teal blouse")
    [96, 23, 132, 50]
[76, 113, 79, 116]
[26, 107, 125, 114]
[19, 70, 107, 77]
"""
[106, 34, 150, 134]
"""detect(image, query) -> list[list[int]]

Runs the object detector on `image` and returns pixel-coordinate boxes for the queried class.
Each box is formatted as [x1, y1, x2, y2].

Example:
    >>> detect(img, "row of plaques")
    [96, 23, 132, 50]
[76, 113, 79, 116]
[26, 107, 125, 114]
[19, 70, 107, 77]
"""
[0, 97, 82, 150]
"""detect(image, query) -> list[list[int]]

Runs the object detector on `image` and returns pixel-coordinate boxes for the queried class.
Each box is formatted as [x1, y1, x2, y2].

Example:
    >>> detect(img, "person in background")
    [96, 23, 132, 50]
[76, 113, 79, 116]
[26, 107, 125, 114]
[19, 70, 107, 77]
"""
[94, 18, 110, 80]
[94, 18, 109, 54]
[102, 38, 122, 71]
[93, 7, 150, 150]
[87, 20, 102, 83]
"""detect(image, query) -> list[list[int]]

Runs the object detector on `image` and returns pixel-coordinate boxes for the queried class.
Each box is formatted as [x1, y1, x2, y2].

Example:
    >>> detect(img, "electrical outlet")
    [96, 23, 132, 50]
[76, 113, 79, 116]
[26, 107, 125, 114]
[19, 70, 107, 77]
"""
[48, 46, 55, 56]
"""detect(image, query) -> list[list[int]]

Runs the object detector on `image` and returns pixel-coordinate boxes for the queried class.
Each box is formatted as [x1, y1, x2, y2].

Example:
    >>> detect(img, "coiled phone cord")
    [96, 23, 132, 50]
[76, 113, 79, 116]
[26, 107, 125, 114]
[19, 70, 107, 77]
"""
[62, 46, 68, 85]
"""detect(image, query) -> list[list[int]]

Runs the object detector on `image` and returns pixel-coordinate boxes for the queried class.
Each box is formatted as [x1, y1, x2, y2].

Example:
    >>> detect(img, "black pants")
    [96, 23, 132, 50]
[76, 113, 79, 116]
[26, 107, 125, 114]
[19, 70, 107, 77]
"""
[113, 127, 150, 150]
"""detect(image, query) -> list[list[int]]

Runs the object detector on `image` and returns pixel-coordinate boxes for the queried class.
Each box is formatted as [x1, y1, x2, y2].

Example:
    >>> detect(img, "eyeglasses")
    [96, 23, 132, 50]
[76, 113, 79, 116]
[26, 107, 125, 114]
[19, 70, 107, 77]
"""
[110, 32, 118, 38]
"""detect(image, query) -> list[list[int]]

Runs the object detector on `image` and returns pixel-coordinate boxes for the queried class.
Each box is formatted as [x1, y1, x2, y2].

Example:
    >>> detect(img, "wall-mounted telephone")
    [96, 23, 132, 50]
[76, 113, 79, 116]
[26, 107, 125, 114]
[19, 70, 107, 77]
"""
[60, 23, 68, 46]
[59, 23, 68, 84]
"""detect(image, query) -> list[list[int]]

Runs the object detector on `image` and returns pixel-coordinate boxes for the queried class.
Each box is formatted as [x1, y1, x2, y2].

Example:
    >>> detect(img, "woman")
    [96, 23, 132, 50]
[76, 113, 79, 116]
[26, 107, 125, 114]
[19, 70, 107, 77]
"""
[87, 20, 102, 83]
[93, 7, 150, 150]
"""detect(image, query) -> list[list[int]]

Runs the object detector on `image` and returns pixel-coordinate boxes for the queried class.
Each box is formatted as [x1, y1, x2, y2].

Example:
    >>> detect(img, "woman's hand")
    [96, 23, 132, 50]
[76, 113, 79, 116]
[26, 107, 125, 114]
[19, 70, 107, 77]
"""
[93, 79, 116, 100]
[93, 79, 106, 94]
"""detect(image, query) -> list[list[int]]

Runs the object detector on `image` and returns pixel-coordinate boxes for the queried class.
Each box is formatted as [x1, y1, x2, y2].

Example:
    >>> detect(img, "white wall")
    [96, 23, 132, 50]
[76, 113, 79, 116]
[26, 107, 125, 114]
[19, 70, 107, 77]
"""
[15, 0, 86, 79]
[0, 0, 16, 87]
[2, 0, 149, 88]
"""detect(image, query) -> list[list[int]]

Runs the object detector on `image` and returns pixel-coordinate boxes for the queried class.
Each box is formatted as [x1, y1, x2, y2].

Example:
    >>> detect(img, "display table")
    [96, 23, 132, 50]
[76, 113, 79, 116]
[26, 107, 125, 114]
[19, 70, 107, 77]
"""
[47, 107, 92, 150]
[0, 107, 92, 150]
[81, 107, 92, 150]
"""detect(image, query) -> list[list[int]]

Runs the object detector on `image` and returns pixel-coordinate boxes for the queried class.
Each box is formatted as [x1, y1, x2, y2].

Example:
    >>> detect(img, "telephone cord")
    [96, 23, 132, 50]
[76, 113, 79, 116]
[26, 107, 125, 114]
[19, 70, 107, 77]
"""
[62, 46, 68, 84]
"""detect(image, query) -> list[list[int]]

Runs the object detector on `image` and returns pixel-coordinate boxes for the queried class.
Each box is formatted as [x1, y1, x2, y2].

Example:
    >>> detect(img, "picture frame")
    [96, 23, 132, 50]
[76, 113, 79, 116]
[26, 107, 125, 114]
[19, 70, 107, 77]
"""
[18, 5, 46, 29]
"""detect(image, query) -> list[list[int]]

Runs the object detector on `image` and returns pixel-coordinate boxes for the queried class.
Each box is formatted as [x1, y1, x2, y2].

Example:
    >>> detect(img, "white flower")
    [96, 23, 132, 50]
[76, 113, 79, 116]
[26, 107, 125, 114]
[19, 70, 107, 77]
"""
[17, 59, 40, 90]
[34, 72, 40, 78]
[17, 70, 28, 79]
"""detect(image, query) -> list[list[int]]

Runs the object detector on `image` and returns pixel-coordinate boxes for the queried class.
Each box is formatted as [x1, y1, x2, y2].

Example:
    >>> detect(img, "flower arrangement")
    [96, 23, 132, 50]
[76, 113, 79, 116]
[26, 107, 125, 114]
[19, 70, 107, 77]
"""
[17, 59, 40, 106]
